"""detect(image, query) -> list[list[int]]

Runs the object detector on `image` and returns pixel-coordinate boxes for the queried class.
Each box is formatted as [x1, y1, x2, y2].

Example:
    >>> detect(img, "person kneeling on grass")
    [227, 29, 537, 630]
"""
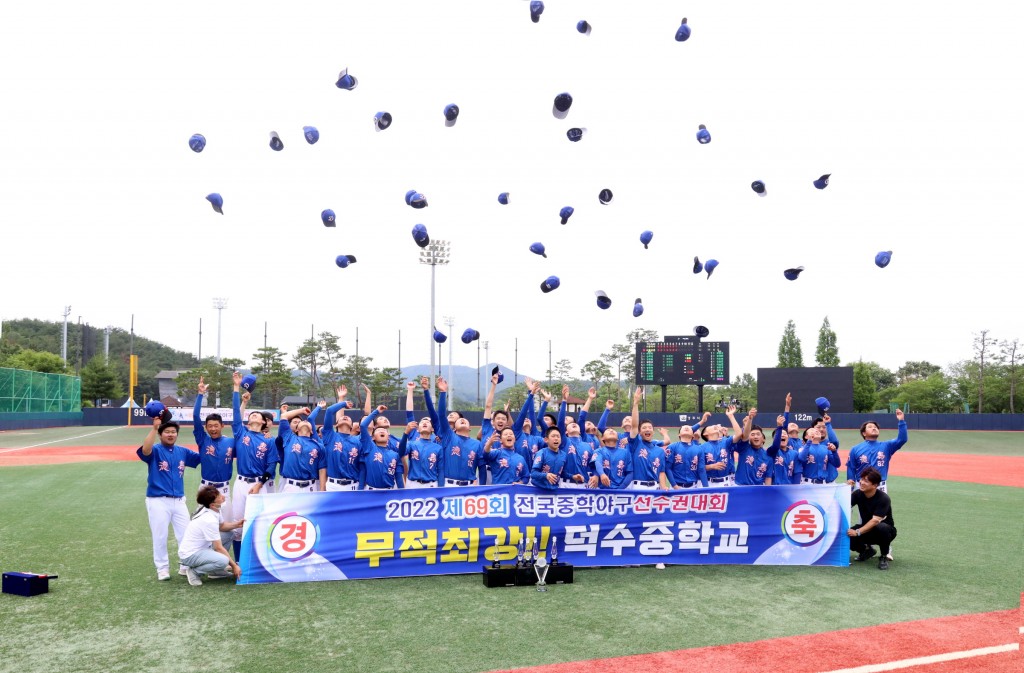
[178, 485, 245, 586]
[847, 467, 897, 570]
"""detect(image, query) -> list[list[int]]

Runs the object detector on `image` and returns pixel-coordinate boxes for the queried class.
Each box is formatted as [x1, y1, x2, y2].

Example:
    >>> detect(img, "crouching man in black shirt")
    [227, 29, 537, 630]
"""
[847, 467, 897, 570]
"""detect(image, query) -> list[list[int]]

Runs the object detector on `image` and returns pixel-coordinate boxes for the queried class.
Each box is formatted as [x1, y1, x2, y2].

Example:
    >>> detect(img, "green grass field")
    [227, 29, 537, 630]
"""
[0, 428, 1021, 673]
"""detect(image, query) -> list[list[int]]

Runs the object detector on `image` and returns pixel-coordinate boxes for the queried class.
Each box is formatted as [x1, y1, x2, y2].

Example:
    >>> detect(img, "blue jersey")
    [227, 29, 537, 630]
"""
[435, 391, 482, 482]
[401, 434, 444, 484]
[627, 435, 666, 483]
[733, 441, 771, 485]
[798, 442, 840, 481]
[485, 447, 528, 485]
[665, 441, 708, 487]
[278, 423, 326, 481]
[531, 447, 567, 490]
[563, 436, 593, 481]
[192, 394, 235, 482]
[847, 421, 908, 481]
[702, 437, 735, 480]
[766, 428, 797, 485]
[137, 444, 200, 497]
[231, 391, 279, 478]
[359, 410, 400, 488]
[592, 446, 632, 489]
[322, 427, 362, 481]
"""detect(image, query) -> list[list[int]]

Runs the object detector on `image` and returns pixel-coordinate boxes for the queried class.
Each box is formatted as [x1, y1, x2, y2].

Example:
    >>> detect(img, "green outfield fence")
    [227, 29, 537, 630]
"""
[0, 367, 81, 413]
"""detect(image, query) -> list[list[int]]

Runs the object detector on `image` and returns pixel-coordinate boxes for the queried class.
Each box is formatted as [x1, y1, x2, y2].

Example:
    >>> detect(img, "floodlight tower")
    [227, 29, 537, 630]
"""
[419, 240, 450, 399]
[212, 297, 228, 363]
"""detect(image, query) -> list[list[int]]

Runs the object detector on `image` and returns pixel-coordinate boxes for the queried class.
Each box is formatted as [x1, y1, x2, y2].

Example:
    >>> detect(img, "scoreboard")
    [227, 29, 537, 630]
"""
[635, 338, 730, 386]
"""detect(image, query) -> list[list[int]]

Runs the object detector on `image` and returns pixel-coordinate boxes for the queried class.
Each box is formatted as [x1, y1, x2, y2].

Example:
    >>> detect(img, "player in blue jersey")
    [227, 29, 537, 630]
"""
[531, 426, 567, 490]
[320, 388, 362, 491]
[399, 406, 445, 488]
[847, 408, 907, 560]
[700, 405, 744, 486]
[590, 428, 633, 489]
[626, 387, 670, 490]
[483, 428, 530, 485]
[733, 409, 772, 485]
[434, 377, 481, 486]
[192, 378, 236, 542]
[138, 417, 201, 580]
[561, 411, 593, 489]
[277, 408, 327, 492]
[359, 405, 401, 489]
[665, 423, 709, 489]
[797, 424, 840, 483]
[766, 414, 798, 485]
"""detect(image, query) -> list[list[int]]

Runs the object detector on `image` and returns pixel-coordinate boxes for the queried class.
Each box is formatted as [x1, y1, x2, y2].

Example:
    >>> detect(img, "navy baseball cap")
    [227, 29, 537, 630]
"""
[335, 254, 357, 268]
[433, 328, 447, 344]
[577, 20, 592, 35]
[813, 174, 831, 190]
[595, 290, 612, 310]
[321, 209, 336, 227]
[875, 250, 892, 268]
[566, 127, 587, 142]
[336, 68, 358, 90]
[412, 224, 430, 248]
[705, 259, 719, 278]
[206, 193, 223, 214]
[559, 206, 574, 224]
[498, 192, 510, 205]
[269, 131, 284, 151]
[491, 366, 505, 384]
[303, 126, 320, 144]
[632, 298, 644, 317]
[529, 242, 547, 257]
[530, 1, 544, 23]
[784, 266, 804, 281]
[751, 180, 767, 197]
[598, 188, 613, 205]
[675, 17, 691, 42]
[540, 276, 560, 293]
[444, 104, 459, 127]
[815, 397, 831, 414]
[240, 375, 257, 392]
[692, 256, 703, 274]
[461, 328, 480, 344]
[640, 230, 653, 248]
[407, 191, 428, 209]
[374, 111, 393, 131]
[553, 92, 573, 120]
[696, 124, 711, 144]
[189, 133, 206, 153]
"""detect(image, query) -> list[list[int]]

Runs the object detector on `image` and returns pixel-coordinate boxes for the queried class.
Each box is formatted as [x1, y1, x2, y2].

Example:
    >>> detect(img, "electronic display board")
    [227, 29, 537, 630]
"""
[635, 340, 729, 386]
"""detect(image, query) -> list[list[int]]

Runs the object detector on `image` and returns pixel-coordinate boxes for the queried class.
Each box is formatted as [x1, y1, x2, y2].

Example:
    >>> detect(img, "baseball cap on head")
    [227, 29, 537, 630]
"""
[540, 276, 560, 293]
[335, 68, 358, 90]
[813, 174, 831, 190]
[875, 251, 892, 268]
[335, 254, 357, 268]
[321, 209, 336, 227]
[461, 328, 480, 344]
[815, 397, 831, 414]
[577, 20, 592, 35]
[530, 1, 544, 23]
[566, 127, 587, 142]
[188, 133, 206, 153]
[783, 266, 804, 281]
[240, 375, 257, 392]
[632, 298, 644, 318]
[444, 104, 460, 127]
[598, 189, 613, 205]
[374, 111, 393, 131]
[206, 193, 224, 214]
[433, 328, 447, 344]
[692, 256, 703, 274]
[529, 242, 547, 257]
[751, 180, 767, 196]
[559, 206, 574, 224]
[705, 258, 719, 278]
[411, 224, 430, 248]
[595, 290, 612, 310]
[553, 92, 573, 120]
[640, 230, 653, 248]
[491, 366, 505, 384]
[303, 126, 320, 144]
[498, 192, 510, 205]
[696, 124, 711, 144]
[675, 17, 691, 42]
[269, 131, 284, 151]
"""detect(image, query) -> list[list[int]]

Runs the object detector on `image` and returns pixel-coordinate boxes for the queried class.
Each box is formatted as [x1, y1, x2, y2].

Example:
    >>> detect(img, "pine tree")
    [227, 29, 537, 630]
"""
[777, 320, 804, 368]
[815, 316, 840, 367]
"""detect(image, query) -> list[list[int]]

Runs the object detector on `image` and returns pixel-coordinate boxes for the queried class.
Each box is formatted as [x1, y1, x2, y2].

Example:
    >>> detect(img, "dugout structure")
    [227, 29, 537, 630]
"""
[0, 367, 81, 413]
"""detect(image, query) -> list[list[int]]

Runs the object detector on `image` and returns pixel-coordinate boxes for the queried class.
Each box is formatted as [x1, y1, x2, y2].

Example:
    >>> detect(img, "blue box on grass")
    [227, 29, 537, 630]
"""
[2, 572, 58, 597]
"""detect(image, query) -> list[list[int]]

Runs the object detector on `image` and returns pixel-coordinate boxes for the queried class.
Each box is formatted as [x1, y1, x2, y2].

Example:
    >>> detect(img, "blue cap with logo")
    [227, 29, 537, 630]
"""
[751, 180, 767, 197]
[206, 193, 224, 214]
[406, 190, 428, 209]
[595, 290, 612, 310]
[336, 67, 358, 90]
[815, 397, 831, 414]
[374, 111, 393, 131]
[599, 188, 614, 205]
[577, 20, 592, 35]
[566, 127, 587, 142]
[675, 17, 691, 42]
[491, 366, 505, 384]
[553, 92, 573, 120]
[189, 134, 206, 153]
[705, 259, 719, 278]
[559, 206, 574, 224]
[433, 328, 447, 344]
[303, 126, 320, 144]
[444, 104, 460, 127]
[412, 224, 430, 248]
[335, 254, 357, 268]
[813, 174, 831, 190]
[145, 400, 167, 419]
[696, 124, 711, 144]
[640, 231, 653, 248]
[875, 251, 892, 268]
[530, 1, 544, 23]
[321, 209, 336, 227]
[240, 375, 257, 392]
[529, 242, 547, 258]
[632, 298, 644, 318]
[784, 266, 804, 281]
[498, 192, 510, 205]
[540, 276, 560, 293]
[269, 131, 284, 151]
[461, 328, 480, 344]
[692, 256, 703, 274]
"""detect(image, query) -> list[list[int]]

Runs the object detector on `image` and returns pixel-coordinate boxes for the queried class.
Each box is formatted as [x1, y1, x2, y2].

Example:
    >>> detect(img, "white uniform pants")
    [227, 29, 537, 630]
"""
[279, 478, 317, 494]
[404, 479, 439, 489]
[326, 479, 359, 491]
[145, 496, 189, 571]
[232, 477, 274, 541]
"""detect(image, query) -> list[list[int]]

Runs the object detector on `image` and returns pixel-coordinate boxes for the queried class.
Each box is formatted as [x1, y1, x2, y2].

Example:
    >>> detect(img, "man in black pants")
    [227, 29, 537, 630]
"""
[847, 467, 897, 570]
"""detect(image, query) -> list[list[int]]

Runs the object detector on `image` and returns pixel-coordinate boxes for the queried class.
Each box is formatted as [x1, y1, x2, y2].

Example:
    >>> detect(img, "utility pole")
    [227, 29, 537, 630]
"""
[444, 316, 455, 404]
[197, 318, 202, 362]
[104, 326, 112, 364]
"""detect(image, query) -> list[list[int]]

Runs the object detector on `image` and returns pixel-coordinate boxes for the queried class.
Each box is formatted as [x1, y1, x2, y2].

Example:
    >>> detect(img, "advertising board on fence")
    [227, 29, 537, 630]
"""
[237, 484, 851, 584]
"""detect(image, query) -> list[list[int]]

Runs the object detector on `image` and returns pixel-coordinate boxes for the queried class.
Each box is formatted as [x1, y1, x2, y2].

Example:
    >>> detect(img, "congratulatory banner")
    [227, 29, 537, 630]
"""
[238, 485, 850, 584]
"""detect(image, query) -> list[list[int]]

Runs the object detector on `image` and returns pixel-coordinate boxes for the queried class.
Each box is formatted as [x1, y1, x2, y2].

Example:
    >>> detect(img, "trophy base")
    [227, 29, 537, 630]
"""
[482, 564, 575, 588]
[481, 565, 519, 588]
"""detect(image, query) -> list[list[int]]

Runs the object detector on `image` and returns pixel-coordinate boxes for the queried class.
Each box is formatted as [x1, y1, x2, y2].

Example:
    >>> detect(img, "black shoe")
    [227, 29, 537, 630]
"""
[878, 557, 889, 570]
[854, 547, 877, 562]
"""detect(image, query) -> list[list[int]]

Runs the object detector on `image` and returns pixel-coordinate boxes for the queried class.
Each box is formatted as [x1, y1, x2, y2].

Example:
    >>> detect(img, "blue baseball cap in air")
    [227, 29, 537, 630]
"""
[530, 1, 544, 23]
[269, 132, 284, 151]
[692, 256, 703, 274]
[595, 291, 612, 310]
[751, 180, 767, 197]
[815, 397, 831, 414]
[540, 276, 560, 293]
[553, 92, 573, 120]
[705, 259, 719, 278]
[444, 104, 460, 127]
[461, 328, 480, 344]
[433, 328, 447, 344]
[675, 17, 691, 42]
[189, 134, 206, 153]
[640, 231, 653, 248]
[335, 254, 357, 268]
[577, 20, 592, 35]
[559, 206, 574, 224]
[407, 191, 428, 209]
[530, 242, 547, 257]
[813, 174, 831, 190]
[498, 192, 510, 205]
[491, 366, 505, 384]
[875, 251, 892, 268]
[374, 111, 393, 131]
[303, 126, 320, 144]
[336, 68, 358, 90]
[567, 127, 587, 142]
[784, 266, 804, 281]
[321, 209, 336, 227]
[632, 298, 644, 318]
[206, 193, 223, 214]
[240, 375, 257, 392]
[599, 188, 613, 205]
[696, 124, 711, 144]
[412, 224, 430, 248]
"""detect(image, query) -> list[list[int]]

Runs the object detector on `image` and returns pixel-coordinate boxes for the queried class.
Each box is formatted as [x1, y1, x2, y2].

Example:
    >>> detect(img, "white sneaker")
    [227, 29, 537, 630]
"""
[157, 568, 171, 581]
[178, 565, 189, 576]
[885, 552, 894, 561]
[655, 563, 666, 570]
[205, 570, 234, 580]
[185, 567, 203, 586]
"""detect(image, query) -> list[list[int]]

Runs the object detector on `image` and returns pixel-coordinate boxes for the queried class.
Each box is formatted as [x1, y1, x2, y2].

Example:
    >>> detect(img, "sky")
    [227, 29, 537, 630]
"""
[1, 0, 1021, 384]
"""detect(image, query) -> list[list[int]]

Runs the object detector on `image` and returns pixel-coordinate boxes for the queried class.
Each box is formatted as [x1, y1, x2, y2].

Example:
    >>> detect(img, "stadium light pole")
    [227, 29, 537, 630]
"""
[419, 240, 450, 399]
[444, 315, 455, 403]
[212, 297, 228, 363]
[61, 305, 71, 363]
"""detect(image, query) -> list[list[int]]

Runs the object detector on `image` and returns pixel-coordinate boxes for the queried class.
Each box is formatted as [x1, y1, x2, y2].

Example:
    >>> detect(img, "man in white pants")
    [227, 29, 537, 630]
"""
[137, 417, 201, 580]
[179, 485, 244, 586]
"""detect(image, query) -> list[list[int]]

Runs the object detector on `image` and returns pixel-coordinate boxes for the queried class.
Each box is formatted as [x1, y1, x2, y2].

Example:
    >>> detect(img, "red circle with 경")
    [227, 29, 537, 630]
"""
[781, 500, 827, 547]
[268, 512, 318, 561]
